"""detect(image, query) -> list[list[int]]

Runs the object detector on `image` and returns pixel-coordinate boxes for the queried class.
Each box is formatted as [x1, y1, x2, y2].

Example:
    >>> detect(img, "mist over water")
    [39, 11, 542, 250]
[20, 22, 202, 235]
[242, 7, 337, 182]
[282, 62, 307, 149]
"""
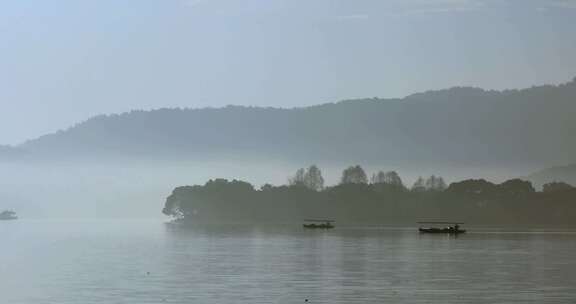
[0, 160, 292, 218]
[2, 220, 575, 304]
[0, 159, 533, 219]
[2, 1, 576, 302]
[3, 77, 575, 220]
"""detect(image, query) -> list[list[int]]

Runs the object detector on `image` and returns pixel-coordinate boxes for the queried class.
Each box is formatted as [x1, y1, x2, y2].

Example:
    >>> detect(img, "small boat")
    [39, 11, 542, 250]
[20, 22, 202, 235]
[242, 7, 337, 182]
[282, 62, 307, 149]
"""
[0, 210, 18, 220]
[418, 222, 466, 234]
[303, 219, 335, 229]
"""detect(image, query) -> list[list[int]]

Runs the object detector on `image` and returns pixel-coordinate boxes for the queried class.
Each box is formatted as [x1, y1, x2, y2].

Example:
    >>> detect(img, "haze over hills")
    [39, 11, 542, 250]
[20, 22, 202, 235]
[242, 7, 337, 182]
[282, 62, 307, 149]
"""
[11, 77, 576, 171]
[0, 145, 22, 159]
[2, 77, 576, 218]
[526, 164, 576, 189]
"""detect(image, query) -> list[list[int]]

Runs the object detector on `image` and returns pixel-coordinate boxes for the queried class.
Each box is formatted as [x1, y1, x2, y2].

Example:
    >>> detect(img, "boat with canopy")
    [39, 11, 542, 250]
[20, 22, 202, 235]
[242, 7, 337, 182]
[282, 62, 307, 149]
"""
[418, 221, 466, 234]
[0, 210, 17, 220]
[303, 219, 335, 229]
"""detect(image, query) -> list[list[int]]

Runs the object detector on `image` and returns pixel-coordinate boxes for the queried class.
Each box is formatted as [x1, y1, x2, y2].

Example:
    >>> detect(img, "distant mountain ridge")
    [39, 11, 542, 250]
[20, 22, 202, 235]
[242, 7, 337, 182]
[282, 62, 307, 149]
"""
[12, 77, 576, 168]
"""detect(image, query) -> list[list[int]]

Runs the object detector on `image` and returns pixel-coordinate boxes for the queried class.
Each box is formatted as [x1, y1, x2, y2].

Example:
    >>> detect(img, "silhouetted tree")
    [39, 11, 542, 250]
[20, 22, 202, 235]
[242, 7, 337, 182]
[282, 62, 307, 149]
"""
[542, 181, 574, 192]
[260, 183, 274, 192]
[447, 179, 497, 195]
[372, 170, 403, 185]
[288, 165, 324, 191]
[304, 165, 324, 191]
[340, 165, 367, 184]
[204, 178, 255, 193]
[411, 176, 426, 192]
[288, 168, 307, 187]
[498, 179, 535, 195]
[371, 171, 386, 184]
[384, 171, 403, 187]
[425, 175, 447, 191]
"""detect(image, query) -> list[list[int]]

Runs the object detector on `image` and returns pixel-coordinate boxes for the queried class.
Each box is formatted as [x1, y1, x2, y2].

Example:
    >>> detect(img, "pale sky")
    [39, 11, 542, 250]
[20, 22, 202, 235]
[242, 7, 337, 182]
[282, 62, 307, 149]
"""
[1, 0, 575, 145]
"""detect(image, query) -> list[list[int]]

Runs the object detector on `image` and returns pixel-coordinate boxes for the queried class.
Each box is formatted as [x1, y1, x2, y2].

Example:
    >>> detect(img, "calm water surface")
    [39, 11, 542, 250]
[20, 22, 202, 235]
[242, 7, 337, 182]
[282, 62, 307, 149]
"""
[1, 220, 576, 304]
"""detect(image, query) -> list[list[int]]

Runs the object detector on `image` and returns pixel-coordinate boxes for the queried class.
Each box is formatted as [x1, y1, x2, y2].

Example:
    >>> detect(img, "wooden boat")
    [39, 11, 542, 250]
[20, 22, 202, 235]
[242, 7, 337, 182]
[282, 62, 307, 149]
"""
[418, 222, 466, 234]
[0, 210, 17, 220]
[418, 227, 466, 234]
[303, 219, 335, 229]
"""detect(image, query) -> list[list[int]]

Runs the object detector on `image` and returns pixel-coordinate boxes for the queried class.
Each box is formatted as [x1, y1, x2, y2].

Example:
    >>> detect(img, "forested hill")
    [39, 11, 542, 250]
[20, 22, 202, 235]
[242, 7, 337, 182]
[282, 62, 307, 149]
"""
[18, 77, 576, 167]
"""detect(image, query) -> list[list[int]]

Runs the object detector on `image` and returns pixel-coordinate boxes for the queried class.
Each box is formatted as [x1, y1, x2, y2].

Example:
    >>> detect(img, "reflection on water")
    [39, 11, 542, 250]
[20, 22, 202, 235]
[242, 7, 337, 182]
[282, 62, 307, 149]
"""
[1, 220, 576, 303]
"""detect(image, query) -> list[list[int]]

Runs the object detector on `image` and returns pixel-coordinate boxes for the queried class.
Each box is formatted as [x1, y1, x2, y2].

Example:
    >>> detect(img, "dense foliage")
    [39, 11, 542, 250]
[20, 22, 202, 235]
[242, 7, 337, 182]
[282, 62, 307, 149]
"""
[163, 167, 576, 226]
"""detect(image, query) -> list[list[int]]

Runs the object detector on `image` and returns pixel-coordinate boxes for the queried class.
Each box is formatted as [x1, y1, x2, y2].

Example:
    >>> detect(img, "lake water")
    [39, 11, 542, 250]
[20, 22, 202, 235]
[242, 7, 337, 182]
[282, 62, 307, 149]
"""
[2, 220, 576, 304]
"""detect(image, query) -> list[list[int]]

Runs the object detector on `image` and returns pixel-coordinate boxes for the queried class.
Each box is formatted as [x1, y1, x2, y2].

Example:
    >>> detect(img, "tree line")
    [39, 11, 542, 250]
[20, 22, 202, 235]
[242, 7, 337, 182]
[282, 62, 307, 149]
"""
[288, 165, 449, 192]
[163, 165, 576, 226]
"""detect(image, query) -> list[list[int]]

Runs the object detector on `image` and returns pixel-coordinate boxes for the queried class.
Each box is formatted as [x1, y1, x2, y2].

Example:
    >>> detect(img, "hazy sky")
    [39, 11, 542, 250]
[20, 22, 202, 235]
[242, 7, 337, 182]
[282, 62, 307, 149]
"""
[1, 0, 575, 145]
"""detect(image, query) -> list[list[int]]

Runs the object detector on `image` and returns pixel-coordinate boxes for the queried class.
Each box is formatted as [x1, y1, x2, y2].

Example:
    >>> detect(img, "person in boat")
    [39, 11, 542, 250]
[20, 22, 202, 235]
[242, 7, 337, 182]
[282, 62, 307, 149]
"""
[454, 224, 460, 232]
